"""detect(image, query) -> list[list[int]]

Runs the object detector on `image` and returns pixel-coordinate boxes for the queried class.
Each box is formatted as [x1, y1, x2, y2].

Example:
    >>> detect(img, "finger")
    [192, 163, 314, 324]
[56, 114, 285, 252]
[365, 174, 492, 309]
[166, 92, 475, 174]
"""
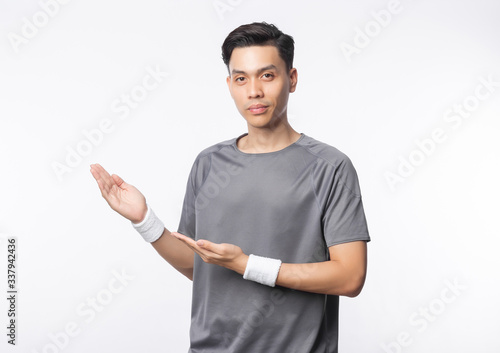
[90, 166, 120, 205]
[90, 166, 109, 197]
[90, 164, 107, 188]
[91, 163, 112, 183]
[173, 235, 204, 257]
[197, 240, 228, 256]
[172, 233, 219, 254]
[171, 233, 214, 257]
[95, 177, 109, 198]
[196, 239, 212, 250]
[171, 232, 197, 246]
[111, 174, 126, 188]
[90, 163, 110, 179]
[90, 164, 108, 185]
[97, 167, 116, 192]
[91, 164, 116, 195]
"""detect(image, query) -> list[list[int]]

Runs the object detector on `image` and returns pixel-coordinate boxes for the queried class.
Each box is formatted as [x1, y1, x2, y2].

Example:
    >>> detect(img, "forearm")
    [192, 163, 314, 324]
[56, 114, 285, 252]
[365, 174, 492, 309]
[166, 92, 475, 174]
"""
[151, 228, 195, 280]
[275, 259, 366, 297]
[169, 233, 367, 296]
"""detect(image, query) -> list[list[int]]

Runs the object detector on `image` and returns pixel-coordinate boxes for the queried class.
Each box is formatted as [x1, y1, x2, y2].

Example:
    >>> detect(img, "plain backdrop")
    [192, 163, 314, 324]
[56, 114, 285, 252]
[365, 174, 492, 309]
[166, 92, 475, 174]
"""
[1, 0, 499, 352]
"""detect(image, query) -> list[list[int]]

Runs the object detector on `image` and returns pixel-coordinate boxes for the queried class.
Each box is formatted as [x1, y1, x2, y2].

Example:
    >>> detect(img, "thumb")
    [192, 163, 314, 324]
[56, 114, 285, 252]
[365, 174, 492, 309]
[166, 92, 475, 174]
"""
[111, 174, 126, 188]
[198, 239, 218, 251]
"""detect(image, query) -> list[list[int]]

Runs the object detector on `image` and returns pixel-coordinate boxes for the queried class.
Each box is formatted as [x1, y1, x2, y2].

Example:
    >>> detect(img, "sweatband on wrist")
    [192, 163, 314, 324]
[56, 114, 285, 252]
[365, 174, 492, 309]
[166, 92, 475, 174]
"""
[243, 254, 282, 287]
[131, 204, 164, 243]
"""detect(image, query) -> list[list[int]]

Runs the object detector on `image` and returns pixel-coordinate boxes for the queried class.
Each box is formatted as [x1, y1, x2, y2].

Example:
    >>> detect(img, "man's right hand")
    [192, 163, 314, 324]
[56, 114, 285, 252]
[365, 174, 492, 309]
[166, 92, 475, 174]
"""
[90, 163, 148, 223]
[90, 163, 194, 279]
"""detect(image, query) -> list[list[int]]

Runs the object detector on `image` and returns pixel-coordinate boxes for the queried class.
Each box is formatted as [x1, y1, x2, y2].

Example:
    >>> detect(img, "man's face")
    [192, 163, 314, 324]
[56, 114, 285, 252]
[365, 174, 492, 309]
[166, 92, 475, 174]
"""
[226, 45, 297, 130]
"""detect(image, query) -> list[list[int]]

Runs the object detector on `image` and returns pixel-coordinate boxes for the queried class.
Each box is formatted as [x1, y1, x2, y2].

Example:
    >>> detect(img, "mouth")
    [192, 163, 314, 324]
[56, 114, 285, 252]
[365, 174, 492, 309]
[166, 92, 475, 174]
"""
[248, 104, 269, 114]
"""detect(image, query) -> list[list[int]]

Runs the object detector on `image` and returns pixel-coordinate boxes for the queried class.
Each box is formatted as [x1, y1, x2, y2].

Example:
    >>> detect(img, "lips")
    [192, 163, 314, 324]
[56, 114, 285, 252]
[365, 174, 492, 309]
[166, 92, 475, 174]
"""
[248, 104, 268, 109]
[248, 104, 269, 114]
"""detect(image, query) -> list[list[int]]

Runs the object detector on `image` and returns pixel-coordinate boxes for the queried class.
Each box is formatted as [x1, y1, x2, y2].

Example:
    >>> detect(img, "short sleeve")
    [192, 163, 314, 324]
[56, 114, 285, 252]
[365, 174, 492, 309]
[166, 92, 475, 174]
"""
[177, 153, 212, 239]
[313, 156, 370, 247]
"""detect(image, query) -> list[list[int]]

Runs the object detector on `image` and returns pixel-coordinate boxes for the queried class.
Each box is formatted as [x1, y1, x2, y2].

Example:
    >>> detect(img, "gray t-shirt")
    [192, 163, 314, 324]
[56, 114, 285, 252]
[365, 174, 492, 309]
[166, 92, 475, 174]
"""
[177, 132, 370, 353]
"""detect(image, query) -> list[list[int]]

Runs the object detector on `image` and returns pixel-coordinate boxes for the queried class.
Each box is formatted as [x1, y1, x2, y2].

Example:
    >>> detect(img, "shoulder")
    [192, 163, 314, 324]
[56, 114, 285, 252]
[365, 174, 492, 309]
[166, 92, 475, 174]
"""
[198, 136, 234, 158]
[298, 134, 355, 170]
[185, 137, 235, 189]
[192, 136, 235, 165]
[187, 136, 236, 182]
[298, 134, 361, 195]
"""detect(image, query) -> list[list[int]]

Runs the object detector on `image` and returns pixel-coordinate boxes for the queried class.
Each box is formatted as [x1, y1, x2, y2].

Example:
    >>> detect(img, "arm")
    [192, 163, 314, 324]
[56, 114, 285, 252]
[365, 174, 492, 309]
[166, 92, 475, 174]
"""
[150, 229, 194, 280]
[90, 163, 194, 280]
[275, 241, 367, 297]
[171, 232, 367, 297]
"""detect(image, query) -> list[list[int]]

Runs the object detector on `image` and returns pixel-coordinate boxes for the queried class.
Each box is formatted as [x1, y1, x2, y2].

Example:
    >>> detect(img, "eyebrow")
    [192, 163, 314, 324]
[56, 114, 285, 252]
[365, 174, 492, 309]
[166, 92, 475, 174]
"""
[231, 64, 278, 76]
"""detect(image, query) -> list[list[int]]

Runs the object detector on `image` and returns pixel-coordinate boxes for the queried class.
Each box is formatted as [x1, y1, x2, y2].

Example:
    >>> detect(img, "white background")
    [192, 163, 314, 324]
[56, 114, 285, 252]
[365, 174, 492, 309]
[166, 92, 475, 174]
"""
[1, 0, 499, 352]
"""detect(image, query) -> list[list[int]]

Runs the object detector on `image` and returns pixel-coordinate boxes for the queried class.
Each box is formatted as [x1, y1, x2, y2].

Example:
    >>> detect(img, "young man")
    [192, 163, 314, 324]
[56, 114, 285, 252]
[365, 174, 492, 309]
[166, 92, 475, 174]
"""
[90, 22, 370, 353]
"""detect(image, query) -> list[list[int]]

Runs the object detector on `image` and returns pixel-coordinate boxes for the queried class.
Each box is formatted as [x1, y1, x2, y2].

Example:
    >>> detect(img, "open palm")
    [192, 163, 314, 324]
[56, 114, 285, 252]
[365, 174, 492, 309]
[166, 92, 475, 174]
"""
[90, 163, 147, 223]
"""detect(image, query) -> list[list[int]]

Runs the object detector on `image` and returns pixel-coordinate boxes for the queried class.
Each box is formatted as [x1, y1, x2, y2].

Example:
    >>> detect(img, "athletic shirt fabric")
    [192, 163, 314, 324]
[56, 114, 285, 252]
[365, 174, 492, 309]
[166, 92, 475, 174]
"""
[177, 132, 371, 353]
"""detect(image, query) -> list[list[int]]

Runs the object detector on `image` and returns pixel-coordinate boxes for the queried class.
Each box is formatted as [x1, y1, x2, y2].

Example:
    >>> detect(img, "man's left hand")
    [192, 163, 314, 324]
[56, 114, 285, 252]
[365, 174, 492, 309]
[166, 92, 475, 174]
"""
[171, 232, 249, 275]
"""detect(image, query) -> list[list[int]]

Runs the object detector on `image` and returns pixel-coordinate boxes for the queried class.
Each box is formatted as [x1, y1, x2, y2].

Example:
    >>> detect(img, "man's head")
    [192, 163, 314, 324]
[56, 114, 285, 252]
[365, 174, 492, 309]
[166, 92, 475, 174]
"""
[222, 22, 298, 130]
[221, 22, 295, 75]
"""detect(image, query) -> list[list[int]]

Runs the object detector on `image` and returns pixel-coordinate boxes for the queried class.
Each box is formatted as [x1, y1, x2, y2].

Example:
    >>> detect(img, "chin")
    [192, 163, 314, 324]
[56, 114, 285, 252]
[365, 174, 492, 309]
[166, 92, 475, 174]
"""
[246, 116, 271, 128]
[245, 115, 274, 128]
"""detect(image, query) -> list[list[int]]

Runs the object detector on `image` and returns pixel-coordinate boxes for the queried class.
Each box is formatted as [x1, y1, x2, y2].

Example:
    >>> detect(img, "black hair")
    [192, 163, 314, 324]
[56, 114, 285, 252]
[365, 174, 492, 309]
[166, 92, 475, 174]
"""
[221, 22, 294, 74]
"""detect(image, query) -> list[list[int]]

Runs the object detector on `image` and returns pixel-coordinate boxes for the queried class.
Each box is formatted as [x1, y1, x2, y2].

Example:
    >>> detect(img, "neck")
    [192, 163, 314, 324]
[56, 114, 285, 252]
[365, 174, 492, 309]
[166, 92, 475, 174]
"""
[239, 120, 301, 154]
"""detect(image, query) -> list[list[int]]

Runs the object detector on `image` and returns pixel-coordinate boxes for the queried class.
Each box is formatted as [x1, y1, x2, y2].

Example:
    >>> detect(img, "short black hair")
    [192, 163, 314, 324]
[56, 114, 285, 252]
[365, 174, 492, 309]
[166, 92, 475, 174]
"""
[221, 22, 294, 75]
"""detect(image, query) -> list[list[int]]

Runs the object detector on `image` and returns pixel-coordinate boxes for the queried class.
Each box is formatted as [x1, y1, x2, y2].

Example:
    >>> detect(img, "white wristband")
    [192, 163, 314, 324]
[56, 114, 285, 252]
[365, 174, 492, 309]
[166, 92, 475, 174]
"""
[131, 204, 164, 243]
[243, 254, 282, 287]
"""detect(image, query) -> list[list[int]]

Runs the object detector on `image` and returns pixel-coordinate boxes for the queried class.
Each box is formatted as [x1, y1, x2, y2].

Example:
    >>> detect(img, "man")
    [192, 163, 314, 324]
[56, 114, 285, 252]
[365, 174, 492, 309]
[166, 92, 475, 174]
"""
[90, 22, 370, 353]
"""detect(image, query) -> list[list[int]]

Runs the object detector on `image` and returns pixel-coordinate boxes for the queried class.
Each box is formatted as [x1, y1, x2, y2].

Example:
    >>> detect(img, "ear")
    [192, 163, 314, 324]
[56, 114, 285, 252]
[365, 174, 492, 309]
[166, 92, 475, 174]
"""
[289, 68, 298, 93]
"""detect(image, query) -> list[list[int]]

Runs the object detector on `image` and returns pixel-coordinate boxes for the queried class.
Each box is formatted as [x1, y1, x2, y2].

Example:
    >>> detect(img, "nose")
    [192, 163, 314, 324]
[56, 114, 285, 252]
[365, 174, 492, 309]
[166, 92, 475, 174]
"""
[247, 78, 263, 99]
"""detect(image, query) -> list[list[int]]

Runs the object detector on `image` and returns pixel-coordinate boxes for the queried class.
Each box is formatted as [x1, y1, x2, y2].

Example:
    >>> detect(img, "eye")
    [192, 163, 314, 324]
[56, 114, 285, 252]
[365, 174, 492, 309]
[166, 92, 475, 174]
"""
[262, 73, 274, 79]
[235, 77, 246, 82]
